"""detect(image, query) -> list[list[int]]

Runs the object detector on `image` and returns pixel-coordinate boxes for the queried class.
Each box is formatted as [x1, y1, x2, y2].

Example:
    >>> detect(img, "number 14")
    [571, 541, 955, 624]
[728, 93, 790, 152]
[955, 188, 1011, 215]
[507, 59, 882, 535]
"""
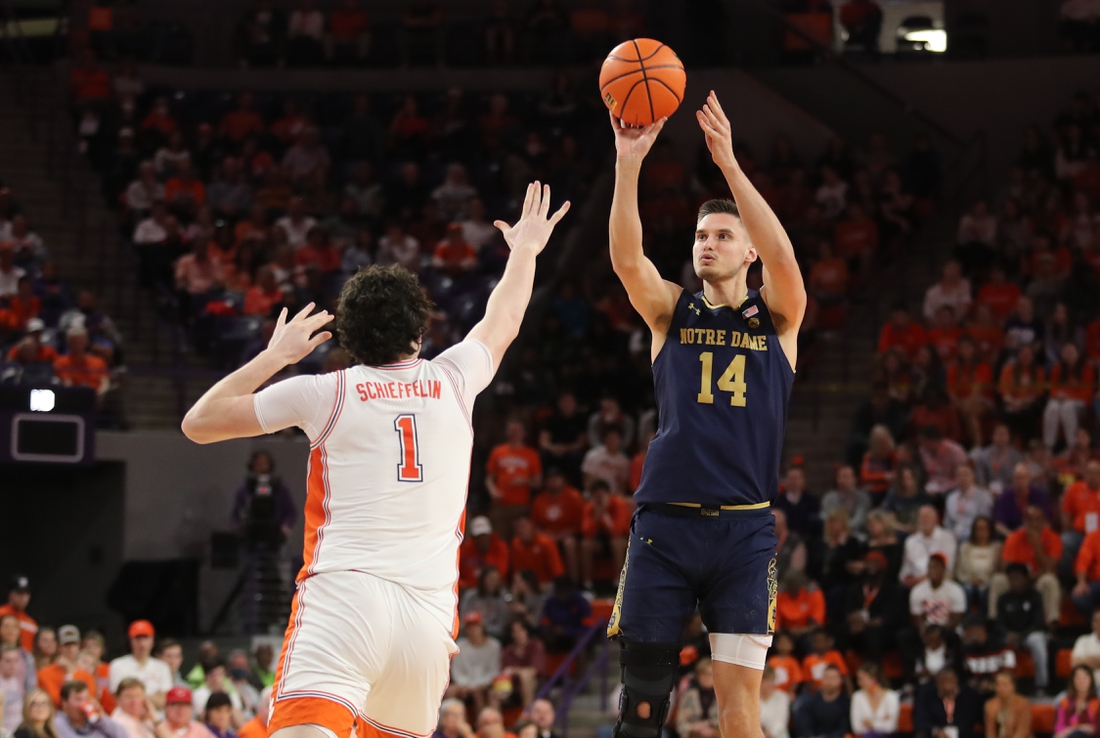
[697, 352, 747, 406]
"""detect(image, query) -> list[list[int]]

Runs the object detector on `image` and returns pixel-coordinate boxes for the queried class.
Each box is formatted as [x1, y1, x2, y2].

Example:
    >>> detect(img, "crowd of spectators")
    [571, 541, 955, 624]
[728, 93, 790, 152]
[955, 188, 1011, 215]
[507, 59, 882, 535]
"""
[0, 180, 125, 421]
[230, 0, 650, 69]
[0, 586, 278, 738]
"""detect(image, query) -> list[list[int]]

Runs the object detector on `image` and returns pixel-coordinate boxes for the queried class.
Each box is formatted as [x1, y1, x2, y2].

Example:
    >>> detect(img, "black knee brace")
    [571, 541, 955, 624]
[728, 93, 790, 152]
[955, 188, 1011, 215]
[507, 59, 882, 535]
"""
[612, 640, 680, 738]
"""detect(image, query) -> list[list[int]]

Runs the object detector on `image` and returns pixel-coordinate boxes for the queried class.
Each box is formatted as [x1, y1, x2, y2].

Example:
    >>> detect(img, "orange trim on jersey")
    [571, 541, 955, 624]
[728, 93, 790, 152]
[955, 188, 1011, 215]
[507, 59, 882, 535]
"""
[361, 714, 433, 738]
[274, 579, 304, 699]
[269, 695, 358, 738]
[300, 446, 328, 580]
[451, 508, 467, 639]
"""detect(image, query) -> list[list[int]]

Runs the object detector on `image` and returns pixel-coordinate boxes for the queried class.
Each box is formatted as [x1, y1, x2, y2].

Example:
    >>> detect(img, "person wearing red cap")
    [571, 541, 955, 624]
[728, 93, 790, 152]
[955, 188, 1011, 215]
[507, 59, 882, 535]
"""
[162, 686, 214, 738]
[108, 622, 172, 711]
[444, 613, 501, 717]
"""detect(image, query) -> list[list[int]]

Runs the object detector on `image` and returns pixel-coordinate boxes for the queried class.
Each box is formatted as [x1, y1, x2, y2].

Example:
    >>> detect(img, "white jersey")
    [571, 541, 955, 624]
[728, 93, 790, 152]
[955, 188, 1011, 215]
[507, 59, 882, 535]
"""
[253, 340, 494, 596]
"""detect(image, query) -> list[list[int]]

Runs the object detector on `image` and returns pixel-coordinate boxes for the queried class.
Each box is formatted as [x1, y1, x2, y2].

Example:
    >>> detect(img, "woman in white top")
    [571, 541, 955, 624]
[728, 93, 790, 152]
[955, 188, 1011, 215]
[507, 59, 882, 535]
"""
[759, 666, 790, 738]
[955, 516, 1001, 614]
[849, 663, 899, 738]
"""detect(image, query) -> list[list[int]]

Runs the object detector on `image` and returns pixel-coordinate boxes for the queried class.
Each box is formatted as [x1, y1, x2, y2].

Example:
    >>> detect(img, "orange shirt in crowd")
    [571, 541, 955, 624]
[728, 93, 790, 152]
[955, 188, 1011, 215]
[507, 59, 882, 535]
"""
[1049, 362, 1096, 402]
[774, 587, 826, 631]
[530, 488, 585, 538]
[220, 110, 266, 142]
[0, 605, 36, 651]
[835, 219, 879, 258]
[947, 362, 993, 400]
[966, 324, 1004, 360]
[330, 8, 369, 39]
[457, 533, 510, 589]
[629, 451, 646, 493]
[486, 443, 542, 507]
[510, 533, 565, 585]
[238, 717, 269, 738]
[38, 664, 97, 707]
[581, 495, 632, 539]
[809, 258, 849, 297]
[928, 325, 962, 361]
[69, 67, 110, 100]
[998, 364, 1046, 403]
[6, 343, 59, 363]
[243, 286, 283, 317]
[1076, 530, 1100, 582]
[0, 295, 41, 332]
[877, 322, 927, 358]
[165, 177, 206, 205]
[1063, 480, 1100, 534]
[1001, 527, 1063, 574]
[976, 283, 1021, 320]
[1087, 320, 1100, 361]
[54, 354, 109, 390]
[801, 650, 848, 690]
[767, 655, 803, 692]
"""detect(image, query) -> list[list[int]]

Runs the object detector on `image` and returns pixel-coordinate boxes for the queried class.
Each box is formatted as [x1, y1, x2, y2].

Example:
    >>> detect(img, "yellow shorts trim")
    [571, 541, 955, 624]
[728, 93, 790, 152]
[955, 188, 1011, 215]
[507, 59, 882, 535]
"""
[667, 501, 771, 511]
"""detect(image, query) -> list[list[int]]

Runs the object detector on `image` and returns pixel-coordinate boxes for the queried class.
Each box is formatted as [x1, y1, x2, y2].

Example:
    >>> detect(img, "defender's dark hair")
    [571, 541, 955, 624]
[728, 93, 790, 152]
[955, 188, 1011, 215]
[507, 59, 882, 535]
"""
[336, 265, 433, 366]
[696, 198, 741, 223]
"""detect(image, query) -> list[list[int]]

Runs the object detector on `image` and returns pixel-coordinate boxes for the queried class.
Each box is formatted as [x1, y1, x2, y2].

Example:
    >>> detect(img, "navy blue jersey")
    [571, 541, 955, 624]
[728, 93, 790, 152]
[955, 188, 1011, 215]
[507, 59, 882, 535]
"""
[634, 289, 794, 507]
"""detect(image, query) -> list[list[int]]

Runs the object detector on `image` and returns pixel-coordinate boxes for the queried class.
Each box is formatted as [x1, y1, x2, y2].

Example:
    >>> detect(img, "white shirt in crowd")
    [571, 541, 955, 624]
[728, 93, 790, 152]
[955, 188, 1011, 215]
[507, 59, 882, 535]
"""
[0, 265, 26, 298]
[275, 215, 317, 249]
[850, 688, 900, 737]
[923, 278, 972, 322]
[449, 637, 501, 689]
[1071, 630, 1100, 686]
[191, 684, 244, 717]
[581, 445, 631, 495]
[110, 708, 156, 738]
[133, 218, 168, 245]
[108, 655, 174, 696]
[909, 578, 967, 626]
[760, 688, 790, 738]
[957, 213, 997, 247]
[460, 219, 498, 251]
[899, 526, 958, 582]
[1, 672, 23, 733]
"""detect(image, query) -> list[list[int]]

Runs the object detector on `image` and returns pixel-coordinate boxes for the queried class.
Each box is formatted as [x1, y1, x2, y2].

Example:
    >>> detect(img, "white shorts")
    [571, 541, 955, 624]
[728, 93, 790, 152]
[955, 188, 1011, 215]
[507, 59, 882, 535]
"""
[271, 570, 458, 738]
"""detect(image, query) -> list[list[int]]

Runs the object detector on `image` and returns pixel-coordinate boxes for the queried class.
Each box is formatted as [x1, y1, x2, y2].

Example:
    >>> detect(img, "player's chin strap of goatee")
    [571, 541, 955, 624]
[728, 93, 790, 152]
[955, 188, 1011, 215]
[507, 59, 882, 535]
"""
[613, 640, 680, 738]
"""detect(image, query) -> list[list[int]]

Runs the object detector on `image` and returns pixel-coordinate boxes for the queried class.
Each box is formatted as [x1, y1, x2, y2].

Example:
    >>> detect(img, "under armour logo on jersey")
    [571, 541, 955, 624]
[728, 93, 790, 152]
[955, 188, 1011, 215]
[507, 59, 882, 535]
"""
[688, 302, 701, 315]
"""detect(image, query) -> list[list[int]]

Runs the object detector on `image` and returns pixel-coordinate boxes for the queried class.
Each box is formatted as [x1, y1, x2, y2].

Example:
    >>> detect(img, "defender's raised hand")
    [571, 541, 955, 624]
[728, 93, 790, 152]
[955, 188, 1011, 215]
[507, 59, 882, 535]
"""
[697, 90, 738, 172]
[610, 111, 667, 163]
[494, 181, 570, 255]
[267, 302, 332, 365]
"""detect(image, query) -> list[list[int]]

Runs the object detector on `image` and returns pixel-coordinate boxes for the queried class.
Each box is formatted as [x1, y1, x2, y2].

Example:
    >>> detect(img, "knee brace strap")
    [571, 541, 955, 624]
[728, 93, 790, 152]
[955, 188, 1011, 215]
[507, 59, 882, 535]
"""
[613, 641, 680, 738]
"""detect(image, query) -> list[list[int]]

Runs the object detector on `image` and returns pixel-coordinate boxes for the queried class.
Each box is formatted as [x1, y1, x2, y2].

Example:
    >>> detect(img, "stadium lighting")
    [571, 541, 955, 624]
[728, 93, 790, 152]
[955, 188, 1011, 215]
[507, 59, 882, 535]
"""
[904, 29, 947, 52]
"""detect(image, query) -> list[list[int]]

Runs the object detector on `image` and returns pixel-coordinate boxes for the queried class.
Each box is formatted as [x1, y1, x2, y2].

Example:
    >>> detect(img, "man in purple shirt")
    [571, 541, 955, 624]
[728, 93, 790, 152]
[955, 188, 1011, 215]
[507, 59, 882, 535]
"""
[993, 463, 1052, 538]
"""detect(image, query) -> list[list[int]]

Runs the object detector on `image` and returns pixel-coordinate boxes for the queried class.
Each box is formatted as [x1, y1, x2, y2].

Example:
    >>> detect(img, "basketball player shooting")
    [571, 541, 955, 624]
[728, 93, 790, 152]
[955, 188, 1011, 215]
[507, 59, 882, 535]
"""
[605, 93, 806, 738]
[181, 182, 568, 738]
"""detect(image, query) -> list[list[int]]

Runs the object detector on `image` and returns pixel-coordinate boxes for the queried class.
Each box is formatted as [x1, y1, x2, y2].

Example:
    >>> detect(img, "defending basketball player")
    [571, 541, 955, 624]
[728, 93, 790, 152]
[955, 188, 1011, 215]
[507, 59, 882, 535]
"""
[181, 182, 568, 738]
[605, 93, 806, 738]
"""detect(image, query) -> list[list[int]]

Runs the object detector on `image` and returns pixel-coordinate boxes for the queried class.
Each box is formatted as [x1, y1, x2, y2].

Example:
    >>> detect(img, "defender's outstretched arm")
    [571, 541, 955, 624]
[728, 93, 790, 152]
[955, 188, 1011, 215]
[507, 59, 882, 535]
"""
[467, 181, 569, 371]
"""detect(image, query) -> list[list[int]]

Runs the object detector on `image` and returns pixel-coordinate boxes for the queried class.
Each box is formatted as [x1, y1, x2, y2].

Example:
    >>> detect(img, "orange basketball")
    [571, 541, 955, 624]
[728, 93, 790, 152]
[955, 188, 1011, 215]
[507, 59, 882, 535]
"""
[599, 39, 686, 127]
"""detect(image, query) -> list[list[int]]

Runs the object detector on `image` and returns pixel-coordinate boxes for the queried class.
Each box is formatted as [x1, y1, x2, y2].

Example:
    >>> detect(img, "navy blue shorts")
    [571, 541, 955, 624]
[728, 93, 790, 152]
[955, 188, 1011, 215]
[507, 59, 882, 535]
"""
[607, 505, 778, 643]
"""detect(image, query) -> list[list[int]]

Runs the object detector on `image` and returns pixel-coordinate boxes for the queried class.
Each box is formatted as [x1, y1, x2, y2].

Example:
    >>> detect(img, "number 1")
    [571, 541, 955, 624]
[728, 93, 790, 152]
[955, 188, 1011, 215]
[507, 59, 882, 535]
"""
[394, 415, 423, 482]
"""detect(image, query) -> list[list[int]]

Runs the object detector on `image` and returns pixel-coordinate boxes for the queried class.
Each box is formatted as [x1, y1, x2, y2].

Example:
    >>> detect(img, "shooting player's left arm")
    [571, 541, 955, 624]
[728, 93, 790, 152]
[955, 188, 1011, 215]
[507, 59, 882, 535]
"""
[699, 92, 805, 369]
[723, 162, 806, 368]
